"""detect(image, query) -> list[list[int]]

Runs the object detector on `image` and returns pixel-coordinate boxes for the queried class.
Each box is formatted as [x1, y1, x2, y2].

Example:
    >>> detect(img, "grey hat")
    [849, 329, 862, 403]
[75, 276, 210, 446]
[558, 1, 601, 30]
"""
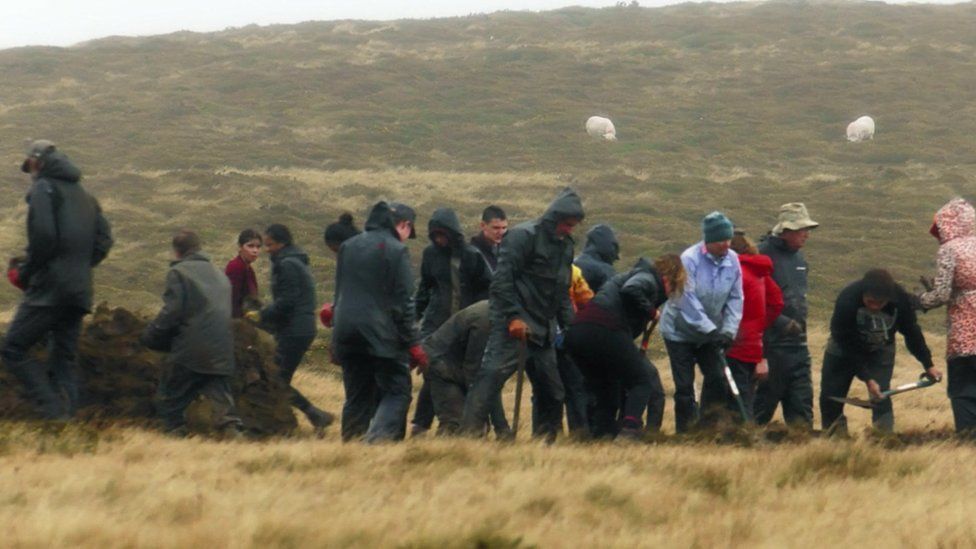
[772, 202, 819, 235]
[21, 139, 56, 173]
[389, 202, 417, 239]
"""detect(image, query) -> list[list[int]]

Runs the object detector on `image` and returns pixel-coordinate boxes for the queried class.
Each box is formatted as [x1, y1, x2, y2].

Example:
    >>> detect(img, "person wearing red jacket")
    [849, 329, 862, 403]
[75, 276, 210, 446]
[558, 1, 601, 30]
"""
[225, 229, 261, 319]
[724, 233, 784, 422]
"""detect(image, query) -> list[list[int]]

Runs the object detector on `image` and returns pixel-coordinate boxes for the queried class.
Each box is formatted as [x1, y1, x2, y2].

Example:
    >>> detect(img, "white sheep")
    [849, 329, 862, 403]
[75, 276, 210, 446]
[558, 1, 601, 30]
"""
[585, 116, 617, 141]
[846, 115, 875, 142]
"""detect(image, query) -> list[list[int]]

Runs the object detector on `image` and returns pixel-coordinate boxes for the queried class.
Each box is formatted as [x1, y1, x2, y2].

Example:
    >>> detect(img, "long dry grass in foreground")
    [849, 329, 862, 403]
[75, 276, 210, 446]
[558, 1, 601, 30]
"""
[0, 328, 971, 548]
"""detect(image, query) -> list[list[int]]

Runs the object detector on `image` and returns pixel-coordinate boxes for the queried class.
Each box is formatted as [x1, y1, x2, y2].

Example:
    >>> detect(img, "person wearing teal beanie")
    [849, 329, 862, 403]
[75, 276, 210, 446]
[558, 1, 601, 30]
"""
[702, 211, 734, 244]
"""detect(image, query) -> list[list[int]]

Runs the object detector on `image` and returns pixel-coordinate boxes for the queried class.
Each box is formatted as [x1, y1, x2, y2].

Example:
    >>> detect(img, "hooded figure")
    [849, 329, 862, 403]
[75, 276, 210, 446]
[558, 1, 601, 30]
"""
[461, 188, 584, 440]
[574, 224, 620, 292]
[332, 201, 420, 442]
[3, 143, 113, 420]
[566, 257, 671, 438]
[919, 198, 976, 434]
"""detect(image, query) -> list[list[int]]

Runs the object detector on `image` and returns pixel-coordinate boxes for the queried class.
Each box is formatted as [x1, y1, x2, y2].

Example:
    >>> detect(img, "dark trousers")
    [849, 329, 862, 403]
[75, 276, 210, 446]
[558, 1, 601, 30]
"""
[157, 365, 241, 431]
[664, 339, 727, 433]
[719, 357, 756, 423]
[341, 355, 412, 443]
[555, 349, 589, 436]
[819, 347, 895, 434]
[820, 345, 895, 434]
[567, 324, 665, 437]
[754, 346, 813, 428]
[1, 304, 86, 419]
[947, 355, 976, 436]
[274, 334, 318, 415]
[428, 370, 509, 435]
[462, 328, 564, 439]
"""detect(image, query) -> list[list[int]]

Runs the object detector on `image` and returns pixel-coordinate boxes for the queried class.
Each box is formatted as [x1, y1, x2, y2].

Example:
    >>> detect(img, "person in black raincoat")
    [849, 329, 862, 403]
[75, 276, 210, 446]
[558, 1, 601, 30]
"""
[245, 224, 335, 434]
[461, 188, 584, 441]
[411, 207, 492, 436]
[332, 201, 428, 443]
[574, 224, 620, 292]
[3, 140, 113, 420]
[142, 230, 242, 437]
[566, 256, 681, 438]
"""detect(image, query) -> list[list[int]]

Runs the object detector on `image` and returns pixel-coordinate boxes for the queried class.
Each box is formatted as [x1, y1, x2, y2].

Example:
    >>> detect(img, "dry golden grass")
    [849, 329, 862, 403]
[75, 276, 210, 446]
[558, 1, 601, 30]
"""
[0, 325, 969, 548]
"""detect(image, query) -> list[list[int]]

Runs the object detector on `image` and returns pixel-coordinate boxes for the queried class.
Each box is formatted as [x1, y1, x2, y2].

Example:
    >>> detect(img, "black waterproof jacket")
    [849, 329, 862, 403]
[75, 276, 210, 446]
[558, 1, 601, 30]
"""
[332, 201, 418, 361]
[141, 253, 235, 375]
[416, 208, 492, 337]
[574, 224, 619, 292]
[19, 152, 113, 312]
[470, 232, 500, 272]
[585, 258, 667, 338]
[423, 300, 491, 385]
[828, 280, 933, 379]
[759, 235, 810, 347]
[491, 188, 583, 345]
[259, 245, 317, 338]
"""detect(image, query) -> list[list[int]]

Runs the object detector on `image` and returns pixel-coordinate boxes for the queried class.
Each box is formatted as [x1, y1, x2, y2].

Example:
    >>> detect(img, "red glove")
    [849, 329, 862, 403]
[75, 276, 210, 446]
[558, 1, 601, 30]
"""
[508, 318, 529, 340]
[319, 303, 334, 328]
[408, 345, 429, 372]
[7, 267, 25, 291]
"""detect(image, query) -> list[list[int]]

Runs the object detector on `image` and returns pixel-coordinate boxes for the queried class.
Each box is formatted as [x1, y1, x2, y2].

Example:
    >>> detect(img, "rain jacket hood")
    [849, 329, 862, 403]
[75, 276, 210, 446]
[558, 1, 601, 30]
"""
[428, 207, 465, 247]
[934, 198, 975, 244]
[364, 201, 398, 239]
[33, 151, 81, 185]
[541, 188, 585, 231]
[582, 224, 619, 263]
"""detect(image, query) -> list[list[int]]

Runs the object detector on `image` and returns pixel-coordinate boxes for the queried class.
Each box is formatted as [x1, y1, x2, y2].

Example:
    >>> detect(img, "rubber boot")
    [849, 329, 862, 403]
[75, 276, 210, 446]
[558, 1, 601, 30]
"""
[305, 405, 336, 437]
[9, 362, 67, 420]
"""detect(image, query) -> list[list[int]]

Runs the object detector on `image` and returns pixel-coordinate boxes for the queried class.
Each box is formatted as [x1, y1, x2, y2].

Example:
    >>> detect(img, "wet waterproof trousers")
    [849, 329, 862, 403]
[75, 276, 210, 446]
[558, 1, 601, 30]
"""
[341, 355, 412, 443]
[819, 346, 895, 434]
[948, 355, 976, 437]
[664, 339, 728, 433]
[157, 365, 241, 431]
[1, 304, 86, 419]
[274, 334, 319, 415]
[567, 323, 665, 437]
[754, 345, 814, 428]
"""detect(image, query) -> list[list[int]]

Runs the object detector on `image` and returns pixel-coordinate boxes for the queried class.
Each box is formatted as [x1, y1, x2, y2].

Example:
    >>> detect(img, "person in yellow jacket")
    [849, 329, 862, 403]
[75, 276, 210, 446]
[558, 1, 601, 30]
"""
[570, 264, 594, 312]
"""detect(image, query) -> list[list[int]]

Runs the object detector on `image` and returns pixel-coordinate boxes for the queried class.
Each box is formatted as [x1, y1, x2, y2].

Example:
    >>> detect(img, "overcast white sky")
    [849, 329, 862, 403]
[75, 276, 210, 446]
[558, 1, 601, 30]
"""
[0, 0, 966, 50]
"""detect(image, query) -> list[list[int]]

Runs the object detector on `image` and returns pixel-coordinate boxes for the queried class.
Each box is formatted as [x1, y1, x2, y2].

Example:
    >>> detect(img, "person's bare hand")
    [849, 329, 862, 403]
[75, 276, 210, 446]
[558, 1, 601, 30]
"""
[754, 359, 769, 382]
[866, 379, 883, 401]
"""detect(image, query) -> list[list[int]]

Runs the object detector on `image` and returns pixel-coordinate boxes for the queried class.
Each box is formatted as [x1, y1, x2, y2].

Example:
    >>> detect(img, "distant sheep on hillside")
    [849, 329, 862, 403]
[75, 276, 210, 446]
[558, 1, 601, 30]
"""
[846, 116, 875, 142]
[586, 116, 617, 141]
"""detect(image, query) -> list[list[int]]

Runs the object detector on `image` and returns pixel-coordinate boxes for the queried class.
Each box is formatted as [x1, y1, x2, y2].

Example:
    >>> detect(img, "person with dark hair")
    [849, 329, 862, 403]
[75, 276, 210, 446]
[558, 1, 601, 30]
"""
[225, 229, 261, 318]
[660, 211, 743, 433]
[820, 269, 940, 435]
[332, 201, 427, 443]
[324, 212, 361, 253]
[142, 230, 242, 438]
[574, 224, 620, 292]
[3, 140, 113, 420]
[918, 198, 976, 436]
[754, 203, 819, 428]
[462, 188, 585, 441]
[565, 255, 683, 439]
[723, 233, 784, 422]
[244, 224, 335, 434]
[410, 207, 493, 436]
[470, 205, 508, 272]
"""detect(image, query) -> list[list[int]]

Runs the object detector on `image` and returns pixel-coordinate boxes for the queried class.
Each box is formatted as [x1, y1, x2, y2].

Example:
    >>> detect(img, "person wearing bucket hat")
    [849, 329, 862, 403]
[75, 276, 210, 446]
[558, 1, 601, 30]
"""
[754, 202, 819, 428]
[660, 211, 744, 432]
[3, 140, 114, 420]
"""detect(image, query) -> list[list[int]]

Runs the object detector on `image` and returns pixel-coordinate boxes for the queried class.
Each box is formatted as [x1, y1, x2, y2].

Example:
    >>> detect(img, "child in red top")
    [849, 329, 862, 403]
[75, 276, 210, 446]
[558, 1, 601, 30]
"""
[225, 229, 261, 318]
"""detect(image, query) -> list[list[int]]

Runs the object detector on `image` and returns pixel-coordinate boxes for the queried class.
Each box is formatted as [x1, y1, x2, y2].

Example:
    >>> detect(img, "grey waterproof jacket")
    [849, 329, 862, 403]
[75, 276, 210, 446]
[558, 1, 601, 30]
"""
[491, 188, 583, 345]
[332, 201, 418, 361]
[423, 300, 491, 385]
[20, 152, 113, 312]
[759, 235, 810, 347]
[260, 245, 317, 338]
[415, 207, 492, 337]
[574, 223, 619, 292]
[141, 253, 235, 376]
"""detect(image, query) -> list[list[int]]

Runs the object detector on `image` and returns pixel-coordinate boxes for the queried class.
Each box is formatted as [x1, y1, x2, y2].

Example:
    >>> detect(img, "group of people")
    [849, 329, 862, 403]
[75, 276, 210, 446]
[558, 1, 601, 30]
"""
[5, 141, 976, 441]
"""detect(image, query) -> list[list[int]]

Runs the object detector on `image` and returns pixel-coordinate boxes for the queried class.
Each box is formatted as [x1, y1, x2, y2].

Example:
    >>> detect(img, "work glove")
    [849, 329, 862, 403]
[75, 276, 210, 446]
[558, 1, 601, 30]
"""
[408, 344, 429, 373]
[319, 303, 334, 328]
[244, 310, 261, 323]
[907, 292, 927, 312]
[554, 329, 565, 351]
[508, 318, 529, 341]
[919, 275, 935, 292]
[6, 266, 25, 291]
[783, 319, 804, 337]
[713, 331, 735, 350]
